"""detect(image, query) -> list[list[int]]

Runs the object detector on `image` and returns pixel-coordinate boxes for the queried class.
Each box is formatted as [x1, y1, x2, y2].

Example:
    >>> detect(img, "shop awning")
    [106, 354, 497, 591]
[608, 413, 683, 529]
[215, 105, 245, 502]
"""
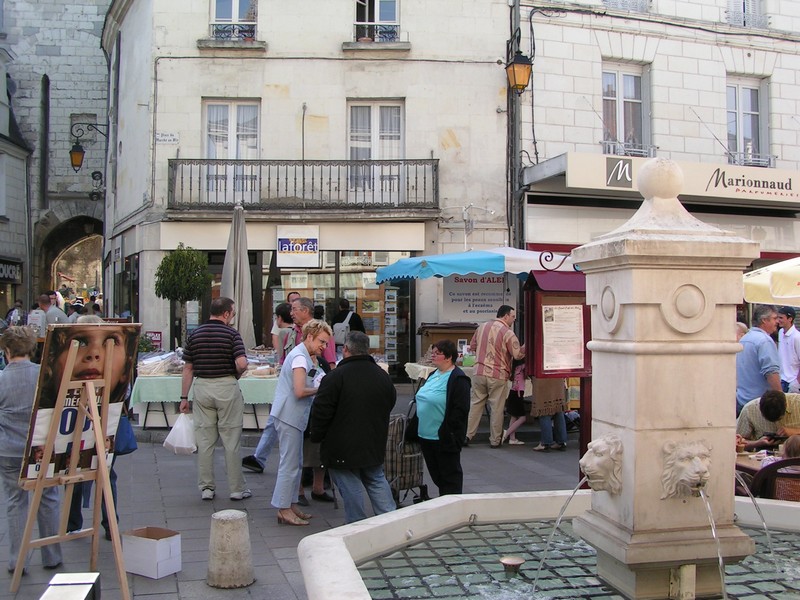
[526, 270, 585, 292]
[375, 246, 574, 284]
[743, 256, 800, 306]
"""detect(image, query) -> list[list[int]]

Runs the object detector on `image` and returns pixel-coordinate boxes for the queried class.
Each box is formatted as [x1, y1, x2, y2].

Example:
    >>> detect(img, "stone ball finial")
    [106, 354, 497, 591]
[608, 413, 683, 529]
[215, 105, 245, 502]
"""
[637, 158, 684, 200]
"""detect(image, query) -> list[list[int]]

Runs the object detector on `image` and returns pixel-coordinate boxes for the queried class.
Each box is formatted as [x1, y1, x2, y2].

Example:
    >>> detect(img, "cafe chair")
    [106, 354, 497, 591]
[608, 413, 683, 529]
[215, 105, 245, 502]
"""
[747, 457, 800, 502]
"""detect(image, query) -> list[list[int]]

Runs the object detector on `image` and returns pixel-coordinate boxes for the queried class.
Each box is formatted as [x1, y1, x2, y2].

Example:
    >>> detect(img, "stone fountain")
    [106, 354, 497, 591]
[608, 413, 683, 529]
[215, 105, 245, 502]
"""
[571, 157, 758, 598]
[298, 158, 797, 600]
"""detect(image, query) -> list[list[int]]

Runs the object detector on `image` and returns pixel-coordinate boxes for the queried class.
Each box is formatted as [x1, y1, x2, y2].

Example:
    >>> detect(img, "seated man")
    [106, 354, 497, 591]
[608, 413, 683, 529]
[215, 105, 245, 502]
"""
[736, 390, 800, 450]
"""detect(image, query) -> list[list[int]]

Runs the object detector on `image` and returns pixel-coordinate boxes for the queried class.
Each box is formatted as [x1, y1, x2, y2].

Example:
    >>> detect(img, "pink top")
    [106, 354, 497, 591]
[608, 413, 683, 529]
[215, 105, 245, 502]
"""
[294, 324, 337, 366]
[469, 318, 525, 381]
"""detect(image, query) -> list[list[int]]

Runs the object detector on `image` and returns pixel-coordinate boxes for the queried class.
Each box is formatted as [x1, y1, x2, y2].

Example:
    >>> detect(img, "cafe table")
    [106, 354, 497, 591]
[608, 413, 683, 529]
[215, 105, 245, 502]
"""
[131, 375, 278, 429]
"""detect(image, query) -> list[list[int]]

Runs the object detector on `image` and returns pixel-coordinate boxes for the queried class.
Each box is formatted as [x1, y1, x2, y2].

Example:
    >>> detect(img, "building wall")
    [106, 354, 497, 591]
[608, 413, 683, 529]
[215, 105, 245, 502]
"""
[520, 0, 800, 170]
[102, 0, 513, 337]
[3, 0, 110, 297]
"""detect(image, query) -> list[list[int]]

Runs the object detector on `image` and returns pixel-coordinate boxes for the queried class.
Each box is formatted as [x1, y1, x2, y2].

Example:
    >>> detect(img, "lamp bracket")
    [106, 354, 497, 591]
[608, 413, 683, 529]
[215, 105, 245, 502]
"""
[70, 122, 109, 141]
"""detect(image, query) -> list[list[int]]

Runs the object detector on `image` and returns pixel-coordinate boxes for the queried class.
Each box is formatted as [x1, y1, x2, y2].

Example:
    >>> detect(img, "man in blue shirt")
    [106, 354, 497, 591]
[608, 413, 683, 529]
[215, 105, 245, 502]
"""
[736, 304, 781, 415]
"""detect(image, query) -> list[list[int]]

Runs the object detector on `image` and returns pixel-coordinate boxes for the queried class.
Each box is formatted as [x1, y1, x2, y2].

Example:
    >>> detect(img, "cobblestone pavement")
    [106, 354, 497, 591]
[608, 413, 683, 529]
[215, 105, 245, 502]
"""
[2, 383, 791, 599]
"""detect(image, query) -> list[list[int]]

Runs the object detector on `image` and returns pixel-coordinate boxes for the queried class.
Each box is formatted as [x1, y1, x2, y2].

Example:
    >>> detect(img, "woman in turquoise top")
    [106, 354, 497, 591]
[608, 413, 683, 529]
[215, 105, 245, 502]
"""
[415, 339, 471, 495]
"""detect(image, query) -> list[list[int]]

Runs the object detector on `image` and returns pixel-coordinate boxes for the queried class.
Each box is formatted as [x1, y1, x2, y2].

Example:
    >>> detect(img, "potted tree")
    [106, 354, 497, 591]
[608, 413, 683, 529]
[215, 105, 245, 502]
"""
[154, 243, 212, 347]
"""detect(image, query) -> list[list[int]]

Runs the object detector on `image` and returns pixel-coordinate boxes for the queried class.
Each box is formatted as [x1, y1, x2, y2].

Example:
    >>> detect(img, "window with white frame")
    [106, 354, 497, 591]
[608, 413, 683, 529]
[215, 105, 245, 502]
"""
[210, 0, 257, 40]
[204, 101, 260, 196]
[347, 101, 403, 193]
[727, 79, 771, 167]
[727, 0, 768, 29]
[354, 0, 399, 42]
[601, 67, 651, 157]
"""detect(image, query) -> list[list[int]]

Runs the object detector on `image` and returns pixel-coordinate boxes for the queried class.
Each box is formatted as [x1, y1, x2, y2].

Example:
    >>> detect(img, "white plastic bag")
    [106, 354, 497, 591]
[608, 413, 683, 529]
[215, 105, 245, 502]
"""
[163, 413, 197, 455]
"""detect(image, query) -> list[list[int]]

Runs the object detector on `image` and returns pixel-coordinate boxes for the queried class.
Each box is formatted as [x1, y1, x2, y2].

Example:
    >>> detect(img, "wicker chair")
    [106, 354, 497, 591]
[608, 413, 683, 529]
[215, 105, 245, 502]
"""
[747, 457, 800, 502]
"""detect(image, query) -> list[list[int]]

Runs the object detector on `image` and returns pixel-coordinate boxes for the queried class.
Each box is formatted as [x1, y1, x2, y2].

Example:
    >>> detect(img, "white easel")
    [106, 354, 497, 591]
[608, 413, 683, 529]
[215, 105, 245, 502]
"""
[10, 338, 131, 600]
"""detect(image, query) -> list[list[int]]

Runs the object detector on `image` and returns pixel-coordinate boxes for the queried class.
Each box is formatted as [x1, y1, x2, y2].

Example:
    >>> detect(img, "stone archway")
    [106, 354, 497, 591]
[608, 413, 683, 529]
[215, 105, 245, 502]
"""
[33, 199, 104, 296]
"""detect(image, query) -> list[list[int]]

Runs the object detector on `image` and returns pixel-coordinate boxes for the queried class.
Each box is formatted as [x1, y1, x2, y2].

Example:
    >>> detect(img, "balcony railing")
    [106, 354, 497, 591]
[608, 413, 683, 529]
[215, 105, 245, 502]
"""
[210, 21, 257, 41]
[728, 152, 776, 168]
[601, 140, 658, 158]
[727, 10, 769, 29]
[353, 22, 400, 42]
[167, 158, 439, 210]
[602, 0, 650, 12]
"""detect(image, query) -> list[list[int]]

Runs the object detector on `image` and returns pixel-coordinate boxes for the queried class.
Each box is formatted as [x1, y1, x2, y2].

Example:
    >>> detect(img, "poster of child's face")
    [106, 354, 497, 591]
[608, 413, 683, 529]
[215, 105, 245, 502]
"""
[22, 323, 140, 480]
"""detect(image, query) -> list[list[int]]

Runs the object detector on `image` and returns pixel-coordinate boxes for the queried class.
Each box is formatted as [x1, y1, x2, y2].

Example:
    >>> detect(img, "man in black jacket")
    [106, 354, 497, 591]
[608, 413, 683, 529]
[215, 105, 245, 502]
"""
[310, 331, 397, 523]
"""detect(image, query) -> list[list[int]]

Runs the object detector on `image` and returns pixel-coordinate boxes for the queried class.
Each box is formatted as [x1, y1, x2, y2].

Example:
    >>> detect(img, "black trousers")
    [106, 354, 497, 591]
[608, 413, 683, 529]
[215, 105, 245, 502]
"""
[419, 438, 463, 496]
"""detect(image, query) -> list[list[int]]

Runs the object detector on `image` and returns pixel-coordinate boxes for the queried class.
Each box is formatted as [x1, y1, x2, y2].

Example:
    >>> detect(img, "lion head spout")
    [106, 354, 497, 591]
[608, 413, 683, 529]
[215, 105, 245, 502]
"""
[661, 440, 711, 499]
[579, 434, 623, 495]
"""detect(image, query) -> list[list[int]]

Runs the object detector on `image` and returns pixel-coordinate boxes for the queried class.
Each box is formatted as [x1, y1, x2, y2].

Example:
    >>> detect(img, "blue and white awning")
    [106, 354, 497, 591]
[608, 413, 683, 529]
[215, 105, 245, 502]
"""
[375, 246, 575, 284]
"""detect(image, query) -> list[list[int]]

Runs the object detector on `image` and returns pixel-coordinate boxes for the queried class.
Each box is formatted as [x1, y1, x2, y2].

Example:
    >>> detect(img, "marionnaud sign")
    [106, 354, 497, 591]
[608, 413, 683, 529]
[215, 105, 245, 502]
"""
[276, 225, 320, 268]
[559, 152, 798, 204]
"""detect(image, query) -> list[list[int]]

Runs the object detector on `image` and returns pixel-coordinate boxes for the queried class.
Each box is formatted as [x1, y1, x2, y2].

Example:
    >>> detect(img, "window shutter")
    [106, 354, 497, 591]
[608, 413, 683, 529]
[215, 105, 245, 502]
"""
[759, 78, 770, 162]
[641, 64, 652, 149]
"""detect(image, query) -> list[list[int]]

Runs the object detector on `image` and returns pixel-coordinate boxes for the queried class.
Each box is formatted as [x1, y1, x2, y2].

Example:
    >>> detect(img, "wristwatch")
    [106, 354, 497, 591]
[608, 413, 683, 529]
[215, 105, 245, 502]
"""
[180, 395, 188, 400]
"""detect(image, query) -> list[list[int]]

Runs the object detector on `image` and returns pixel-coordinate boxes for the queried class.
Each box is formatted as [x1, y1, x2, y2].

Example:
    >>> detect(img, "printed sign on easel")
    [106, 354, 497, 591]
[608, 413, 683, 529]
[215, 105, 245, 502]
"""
[22, 323, 140, 480]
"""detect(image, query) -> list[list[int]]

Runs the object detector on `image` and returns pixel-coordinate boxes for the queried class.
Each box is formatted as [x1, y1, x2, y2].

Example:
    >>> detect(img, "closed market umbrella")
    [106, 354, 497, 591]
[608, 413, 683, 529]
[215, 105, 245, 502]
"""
[743, 256, 800, 307]
[221, 204, 256, 349]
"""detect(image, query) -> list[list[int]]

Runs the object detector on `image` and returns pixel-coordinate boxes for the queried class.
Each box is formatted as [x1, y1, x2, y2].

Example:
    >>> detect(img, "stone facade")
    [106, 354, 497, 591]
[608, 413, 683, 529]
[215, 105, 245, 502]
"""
[3, 0, 109, 296]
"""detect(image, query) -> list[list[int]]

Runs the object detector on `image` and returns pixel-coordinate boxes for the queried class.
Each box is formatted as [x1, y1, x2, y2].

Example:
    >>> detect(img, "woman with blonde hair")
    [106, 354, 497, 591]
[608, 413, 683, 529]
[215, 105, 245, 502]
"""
[270, 319, 332, 525]
[0, 326, 63, 573]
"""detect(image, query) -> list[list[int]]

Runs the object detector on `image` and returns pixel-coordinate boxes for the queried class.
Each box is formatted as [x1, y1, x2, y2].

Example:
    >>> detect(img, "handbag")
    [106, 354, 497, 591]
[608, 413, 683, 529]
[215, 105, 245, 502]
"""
[114, 410, 138, 456]
[404, 399, 419, 443]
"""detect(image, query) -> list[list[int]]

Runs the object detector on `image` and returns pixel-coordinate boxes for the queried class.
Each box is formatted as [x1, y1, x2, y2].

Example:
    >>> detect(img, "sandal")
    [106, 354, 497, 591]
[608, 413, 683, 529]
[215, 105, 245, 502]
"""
[277, 510, 309, 526]
[291, 504, 313, 520]
[550, 443, 567, 451]
[532, 444, 550, 452]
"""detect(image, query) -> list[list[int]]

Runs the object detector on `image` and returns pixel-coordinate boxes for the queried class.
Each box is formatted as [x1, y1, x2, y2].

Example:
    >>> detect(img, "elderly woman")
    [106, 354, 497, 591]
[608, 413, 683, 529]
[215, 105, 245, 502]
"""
[416, 339, 470, 496]
[270, 319, 332, 525]
[0, 326, 63, 573]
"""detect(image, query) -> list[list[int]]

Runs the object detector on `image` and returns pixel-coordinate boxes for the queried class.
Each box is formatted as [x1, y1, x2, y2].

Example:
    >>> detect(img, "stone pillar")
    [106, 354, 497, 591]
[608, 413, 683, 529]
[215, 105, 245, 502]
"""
[572, 159, 757, 599]
[207, 509, 255, 589]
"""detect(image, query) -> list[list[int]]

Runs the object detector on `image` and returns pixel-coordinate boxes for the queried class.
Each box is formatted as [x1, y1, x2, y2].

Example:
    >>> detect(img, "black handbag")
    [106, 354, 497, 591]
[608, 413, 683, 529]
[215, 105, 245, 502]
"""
[114, 410, 138, 456]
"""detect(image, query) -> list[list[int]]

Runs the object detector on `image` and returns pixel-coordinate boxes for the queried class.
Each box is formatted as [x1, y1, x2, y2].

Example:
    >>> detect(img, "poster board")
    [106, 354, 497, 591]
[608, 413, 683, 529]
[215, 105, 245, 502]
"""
[531, 291, 591, 378]
[21, 323, 140, 481]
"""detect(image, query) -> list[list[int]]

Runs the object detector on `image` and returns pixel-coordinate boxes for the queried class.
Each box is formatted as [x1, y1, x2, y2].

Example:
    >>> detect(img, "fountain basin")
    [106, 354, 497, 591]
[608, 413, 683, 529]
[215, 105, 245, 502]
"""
[298, 491, 800, 599]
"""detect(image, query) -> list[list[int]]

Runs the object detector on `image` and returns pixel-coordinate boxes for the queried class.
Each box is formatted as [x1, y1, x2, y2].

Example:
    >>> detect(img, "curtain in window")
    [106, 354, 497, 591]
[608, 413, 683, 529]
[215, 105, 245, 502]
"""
[601, 72, 617, 142]
[206, 105, 229, 159]
[379, 106, 401, 160]
[236, 105, 259, 159]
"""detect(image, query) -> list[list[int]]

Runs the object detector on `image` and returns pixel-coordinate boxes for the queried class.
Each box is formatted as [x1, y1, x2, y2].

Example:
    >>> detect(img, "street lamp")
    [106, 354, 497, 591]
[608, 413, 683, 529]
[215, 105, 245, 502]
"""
[505, 50, 532, 94]
[69, 122, 108, 172]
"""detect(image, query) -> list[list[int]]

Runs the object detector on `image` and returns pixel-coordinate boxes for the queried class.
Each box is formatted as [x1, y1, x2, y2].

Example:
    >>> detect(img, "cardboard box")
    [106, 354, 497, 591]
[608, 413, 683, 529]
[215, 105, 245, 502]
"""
[122, 527, 181, 579]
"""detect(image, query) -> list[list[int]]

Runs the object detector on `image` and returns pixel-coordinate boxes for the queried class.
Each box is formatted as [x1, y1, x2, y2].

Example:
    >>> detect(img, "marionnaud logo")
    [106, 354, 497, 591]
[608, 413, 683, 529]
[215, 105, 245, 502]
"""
[705, 168, 793, 194]
[606, 158, 633, 188]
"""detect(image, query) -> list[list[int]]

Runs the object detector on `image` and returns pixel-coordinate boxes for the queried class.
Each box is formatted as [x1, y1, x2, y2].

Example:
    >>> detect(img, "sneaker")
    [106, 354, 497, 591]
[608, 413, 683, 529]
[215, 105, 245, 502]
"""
[230, 489, 252, 501]
[509, 438, 525, 445]
[201, 488, 215, 501]
[242, 455, 264, 473]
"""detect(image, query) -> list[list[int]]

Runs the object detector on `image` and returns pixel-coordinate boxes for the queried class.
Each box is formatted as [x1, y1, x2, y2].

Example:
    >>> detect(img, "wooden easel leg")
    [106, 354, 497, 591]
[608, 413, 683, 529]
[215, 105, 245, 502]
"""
[10, 480, 46, 592]
[86, 384, 131, 600]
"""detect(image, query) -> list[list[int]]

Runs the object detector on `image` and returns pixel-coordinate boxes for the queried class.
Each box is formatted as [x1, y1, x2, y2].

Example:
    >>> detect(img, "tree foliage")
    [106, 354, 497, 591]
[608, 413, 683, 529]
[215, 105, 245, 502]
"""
[154, 243, 212, 346]
[154, 243, 211, 303]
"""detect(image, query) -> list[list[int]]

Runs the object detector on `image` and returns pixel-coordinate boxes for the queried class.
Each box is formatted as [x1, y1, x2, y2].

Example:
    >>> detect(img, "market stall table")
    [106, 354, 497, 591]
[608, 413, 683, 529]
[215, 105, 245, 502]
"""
[131, 375, 277, 429]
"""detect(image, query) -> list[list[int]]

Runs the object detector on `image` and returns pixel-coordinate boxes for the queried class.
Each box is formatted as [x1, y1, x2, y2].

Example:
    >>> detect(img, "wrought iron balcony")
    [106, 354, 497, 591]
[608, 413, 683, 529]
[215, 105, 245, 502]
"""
[600, 140, 657, 158]
[210, 21, 257, 41]
[728, 152, 776, 168]
[167, 158, 439, 210]
[353, 22, 401, 42]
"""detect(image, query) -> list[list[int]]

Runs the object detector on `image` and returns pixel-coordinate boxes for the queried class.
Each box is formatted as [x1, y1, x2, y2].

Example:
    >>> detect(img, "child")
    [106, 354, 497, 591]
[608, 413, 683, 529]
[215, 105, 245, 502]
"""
[761, 434, 800, 467]
[502, 359, 527, 445]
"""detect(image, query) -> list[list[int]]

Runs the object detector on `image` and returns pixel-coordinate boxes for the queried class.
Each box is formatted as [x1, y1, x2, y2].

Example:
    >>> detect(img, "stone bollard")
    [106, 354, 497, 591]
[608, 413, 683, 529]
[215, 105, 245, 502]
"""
[207, 509, 255, 588]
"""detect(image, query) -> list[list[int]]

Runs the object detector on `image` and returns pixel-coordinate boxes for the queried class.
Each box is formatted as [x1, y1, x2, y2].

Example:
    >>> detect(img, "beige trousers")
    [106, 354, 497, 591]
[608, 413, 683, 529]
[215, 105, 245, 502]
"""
[466, 374, 510, 446]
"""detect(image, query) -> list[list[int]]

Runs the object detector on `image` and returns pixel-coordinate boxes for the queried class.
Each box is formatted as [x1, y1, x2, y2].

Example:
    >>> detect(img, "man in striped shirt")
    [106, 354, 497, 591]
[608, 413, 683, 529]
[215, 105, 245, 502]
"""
[465, 305, 525, 448]
[180, 297, 251, 501]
